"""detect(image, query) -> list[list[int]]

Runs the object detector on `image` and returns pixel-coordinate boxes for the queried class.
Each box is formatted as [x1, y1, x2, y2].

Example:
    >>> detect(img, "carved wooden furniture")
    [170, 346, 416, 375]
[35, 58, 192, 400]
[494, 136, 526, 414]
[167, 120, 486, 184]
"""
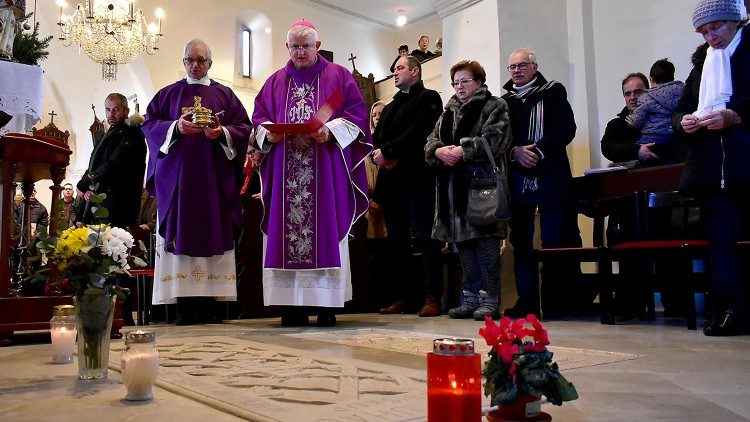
[0, 133, 121, 345]
[32, 120, 71, 145]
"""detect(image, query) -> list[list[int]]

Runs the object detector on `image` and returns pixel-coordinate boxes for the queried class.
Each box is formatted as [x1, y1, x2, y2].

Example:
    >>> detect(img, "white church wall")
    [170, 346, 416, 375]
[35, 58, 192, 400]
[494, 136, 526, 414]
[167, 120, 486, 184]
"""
[440, 0, 502, 104]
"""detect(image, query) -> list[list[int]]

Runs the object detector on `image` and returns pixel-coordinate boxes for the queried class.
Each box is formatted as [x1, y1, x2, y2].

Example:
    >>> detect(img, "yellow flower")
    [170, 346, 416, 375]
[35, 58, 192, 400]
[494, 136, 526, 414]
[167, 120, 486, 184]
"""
[53, 227, 90, 265]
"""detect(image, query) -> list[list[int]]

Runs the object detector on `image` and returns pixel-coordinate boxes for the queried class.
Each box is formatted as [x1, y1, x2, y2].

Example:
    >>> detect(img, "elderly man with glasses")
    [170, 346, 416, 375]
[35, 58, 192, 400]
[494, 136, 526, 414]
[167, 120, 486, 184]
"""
[142, 38, 252, 325]
[252, 19, 371, 327]
[501, 48, 584, 319]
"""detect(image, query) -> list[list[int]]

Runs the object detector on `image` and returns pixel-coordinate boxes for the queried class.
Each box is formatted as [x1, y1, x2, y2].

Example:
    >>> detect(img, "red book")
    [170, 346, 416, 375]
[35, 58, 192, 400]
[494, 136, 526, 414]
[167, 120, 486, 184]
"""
[262, 89, 344, 134]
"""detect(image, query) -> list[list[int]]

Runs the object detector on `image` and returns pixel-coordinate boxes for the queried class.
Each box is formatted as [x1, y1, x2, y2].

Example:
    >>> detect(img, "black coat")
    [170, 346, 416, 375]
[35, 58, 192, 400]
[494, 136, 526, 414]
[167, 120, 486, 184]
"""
[672, 29, 750, 196]
[601, 106, 642, 163]
[502, 72, 576, 201]
[77, 121, 147, 227]
[603, 107, 687, 167]
[372, 81, 442, 198]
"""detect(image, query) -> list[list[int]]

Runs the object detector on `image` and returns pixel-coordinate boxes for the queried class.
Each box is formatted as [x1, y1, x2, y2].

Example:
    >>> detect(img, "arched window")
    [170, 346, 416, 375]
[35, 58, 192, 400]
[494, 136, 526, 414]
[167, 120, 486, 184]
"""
[241, 27, 252, 77]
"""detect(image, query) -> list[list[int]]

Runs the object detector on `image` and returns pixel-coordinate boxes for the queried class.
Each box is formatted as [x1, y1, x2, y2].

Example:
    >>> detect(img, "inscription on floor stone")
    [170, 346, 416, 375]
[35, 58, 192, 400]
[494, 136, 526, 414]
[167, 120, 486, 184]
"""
[110, 336, 427, 421]
[286, 328, 644, 370]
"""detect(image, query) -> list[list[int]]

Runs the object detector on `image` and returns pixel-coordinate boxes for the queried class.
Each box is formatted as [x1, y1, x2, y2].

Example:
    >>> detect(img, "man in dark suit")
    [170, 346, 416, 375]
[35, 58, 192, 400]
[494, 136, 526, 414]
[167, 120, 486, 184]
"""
[76, 93, 147, 229]
[501, 48, 582, 318]
[77, 92, 147, 326]
[372, 55, 444, 317]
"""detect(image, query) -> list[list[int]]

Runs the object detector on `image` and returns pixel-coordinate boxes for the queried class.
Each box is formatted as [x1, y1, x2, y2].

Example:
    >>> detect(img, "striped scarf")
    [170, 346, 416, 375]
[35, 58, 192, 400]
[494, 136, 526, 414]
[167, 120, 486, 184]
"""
[505, 79, 560, 143]
[505, 79, 559, 193]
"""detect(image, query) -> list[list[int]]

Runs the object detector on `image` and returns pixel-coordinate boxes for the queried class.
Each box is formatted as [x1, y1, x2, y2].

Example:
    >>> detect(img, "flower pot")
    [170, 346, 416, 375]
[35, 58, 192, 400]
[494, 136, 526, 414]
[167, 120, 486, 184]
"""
[486, 395, 552, 422]
[74, 293, 116, 380]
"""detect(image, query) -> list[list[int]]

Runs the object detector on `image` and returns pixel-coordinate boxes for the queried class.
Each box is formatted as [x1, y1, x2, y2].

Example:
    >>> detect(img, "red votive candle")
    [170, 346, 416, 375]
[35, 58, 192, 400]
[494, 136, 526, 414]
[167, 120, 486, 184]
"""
[427, 338, 481, 422]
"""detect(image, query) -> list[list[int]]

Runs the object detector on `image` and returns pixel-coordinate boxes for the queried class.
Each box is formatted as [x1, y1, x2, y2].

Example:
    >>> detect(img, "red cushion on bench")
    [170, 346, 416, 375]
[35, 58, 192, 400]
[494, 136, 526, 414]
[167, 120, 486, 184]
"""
[612, 239, 708, 249]
[539, 247, 602, 252]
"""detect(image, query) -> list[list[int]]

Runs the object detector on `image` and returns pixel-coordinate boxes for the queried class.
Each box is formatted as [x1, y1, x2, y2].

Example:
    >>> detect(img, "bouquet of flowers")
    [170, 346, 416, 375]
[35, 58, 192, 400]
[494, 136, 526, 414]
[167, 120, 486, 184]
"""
[478, 315, 578, 407]
[35, 198, 146, 378]
[36, 223, 146, 297]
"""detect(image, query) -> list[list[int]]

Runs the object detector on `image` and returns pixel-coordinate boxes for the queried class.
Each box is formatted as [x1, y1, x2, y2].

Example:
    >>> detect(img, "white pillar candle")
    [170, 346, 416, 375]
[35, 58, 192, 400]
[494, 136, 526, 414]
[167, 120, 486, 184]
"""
[51, 327, 77, 364]
[121, 351, 159, 400]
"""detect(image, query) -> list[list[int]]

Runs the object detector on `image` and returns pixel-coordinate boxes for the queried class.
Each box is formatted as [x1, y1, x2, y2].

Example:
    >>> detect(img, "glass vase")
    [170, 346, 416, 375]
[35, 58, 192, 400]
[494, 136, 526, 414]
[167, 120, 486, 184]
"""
[74, 292, 116, 380]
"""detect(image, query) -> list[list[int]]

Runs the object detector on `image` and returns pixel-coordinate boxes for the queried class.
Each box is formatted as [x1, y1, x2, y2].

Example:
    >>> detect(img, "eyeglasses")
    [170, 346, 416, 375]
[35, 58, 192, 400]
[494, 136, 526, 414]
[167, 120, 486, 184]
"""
[507, 62, 532, 71]
[623, 88, 645, 98]
[451, 79, 476, 87]
[183, 57, 209, 65]
[289, 44, 315, 52]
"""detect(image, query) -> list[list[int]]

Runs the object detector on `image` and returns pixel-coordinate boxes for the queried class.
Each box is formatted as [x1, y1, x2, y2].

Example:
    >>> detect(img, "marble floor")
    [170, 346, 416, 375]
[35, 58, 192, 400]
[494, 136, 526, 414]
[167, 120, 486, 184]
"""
[1, 313, 749, 422]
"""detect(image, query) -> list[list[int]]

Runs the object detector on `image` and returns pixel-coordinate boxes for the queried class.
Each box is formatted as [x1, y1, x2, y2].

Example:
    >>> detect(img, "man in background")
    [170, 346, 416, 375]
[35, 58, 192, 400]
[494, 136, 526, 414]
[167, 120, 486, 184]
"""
[502, 48, 583, 319]
[372, 55, 443, 317]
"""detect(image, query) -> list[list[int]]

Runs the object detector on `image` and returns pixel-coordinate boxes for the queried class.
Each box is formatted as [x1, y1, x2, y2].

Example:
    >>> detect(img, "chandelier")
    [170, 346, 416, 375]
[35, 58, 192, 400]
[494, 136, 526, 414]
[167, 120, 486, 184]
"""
[55, 0, 164, 81]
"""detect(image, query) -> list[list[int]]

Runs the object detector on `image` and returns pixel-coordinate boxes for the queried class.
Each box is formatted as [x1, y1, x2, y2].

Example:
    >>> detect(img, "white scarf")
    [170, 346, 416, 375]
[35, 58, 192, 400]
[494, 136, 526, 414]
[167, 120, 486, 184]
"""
[695, 26, 743, 117]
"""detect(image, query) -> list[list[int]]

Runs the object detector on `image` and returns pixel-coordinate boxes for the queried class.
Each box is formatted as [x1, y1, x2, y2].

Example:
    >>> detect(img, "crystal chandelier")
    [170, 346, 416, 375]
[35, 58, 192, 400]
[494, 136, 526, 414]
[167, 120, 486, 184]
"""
[55, 0, 164, 81]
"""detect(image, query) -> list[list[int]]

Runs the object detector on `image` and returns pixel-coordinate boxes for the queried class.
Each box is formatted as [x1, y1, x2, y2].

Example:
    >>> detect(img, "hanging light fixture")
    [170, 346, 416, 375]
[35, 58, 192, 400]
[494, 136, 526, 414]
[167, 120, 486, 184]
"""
[396, 9, 407, 27]
[55, 0, 164, 81]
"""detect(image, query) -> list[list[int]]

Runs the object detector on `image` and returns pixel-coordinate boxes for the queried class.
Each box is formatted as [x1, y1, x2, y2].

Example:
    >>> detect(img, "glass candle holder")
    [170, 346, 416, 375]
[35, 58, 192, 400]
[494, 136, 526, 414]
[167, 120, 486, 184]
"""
[50, 305, 77, 364]
[427, 338, 481, 422]
[121, 330, 159, 401]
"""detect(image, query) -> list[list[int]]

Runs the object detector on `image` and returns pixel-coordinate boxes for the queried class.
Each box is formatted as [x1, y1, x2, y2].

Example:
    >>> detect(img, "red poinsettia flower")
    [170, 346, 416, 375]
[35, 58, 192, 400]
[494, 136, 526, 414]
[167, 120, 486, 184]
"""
[479, 316, 504, 349]
[524, 313, 550, 352]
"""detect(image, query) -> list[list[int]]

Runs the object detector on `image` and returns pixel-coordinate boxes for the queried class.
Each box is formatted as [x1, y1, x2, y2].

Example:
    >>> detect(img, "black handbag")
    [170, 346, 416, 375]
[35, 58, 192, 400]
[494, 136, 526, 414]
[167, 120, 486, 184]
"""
[465, 138, 511, 225]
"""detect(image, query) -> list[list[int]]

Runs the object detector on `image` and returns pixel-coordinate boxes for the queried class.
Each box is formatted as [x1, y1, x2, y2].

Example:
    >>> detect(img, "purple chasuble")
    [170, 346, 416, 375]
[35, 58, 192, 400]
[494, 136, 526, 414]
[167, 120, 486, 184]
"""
[253, 55, 371, 270]
[143, 80, 251, 257]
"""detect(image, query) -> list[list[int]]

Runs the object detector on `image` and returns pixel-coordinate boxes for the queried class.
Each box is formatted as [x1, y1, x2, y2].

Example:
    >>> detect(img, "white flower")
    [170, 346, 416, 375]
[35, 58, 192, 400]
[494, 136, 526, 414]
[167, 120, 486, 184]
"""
[108, 227, 134, 248]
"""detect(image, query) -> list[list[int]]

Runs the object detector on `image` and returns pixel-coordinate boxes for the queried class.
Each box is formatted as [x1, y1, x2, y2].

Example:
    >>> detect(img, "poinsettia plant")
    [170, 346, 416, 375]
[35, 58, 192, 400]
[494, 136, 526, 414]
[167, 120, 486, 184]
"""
[479, 315, 578, 406]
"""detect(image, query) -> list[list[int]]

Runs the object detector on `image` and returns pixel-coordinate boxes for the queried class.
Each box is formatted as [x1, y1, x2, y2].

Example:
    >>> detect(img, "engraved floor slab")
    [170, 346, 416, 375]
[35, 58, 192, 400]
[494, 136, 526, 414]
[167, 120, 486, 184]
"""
[109, 336, 427, 422]
[285, 328, 644, 370]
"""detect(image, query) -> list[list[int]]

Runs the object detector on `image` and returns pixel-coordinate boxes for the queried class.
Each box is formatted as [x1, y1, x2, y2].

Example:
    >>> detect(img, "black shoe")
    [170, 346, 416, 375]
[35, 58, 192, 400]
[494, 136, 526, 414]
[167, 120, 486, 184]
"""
[503, 301, 540, 319]
[174, 314, 195, 326]
[204, 314, 223, 324]
[316, 312, 336, 327]
[703, 308, 748, 336]
[281, 309, 309, 327]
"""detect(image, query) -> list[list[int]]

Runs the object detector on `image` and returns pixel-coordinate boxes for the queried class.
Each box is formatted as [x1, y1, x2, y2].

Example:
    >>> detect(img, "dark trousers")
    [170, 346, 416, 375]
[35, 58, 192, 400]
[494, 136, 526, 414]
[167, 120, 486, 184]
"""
[509, 198, 581, 309]
[706, 191, 750, 316]
[382, 187, 444, 304]
[456, 236, 501, 297]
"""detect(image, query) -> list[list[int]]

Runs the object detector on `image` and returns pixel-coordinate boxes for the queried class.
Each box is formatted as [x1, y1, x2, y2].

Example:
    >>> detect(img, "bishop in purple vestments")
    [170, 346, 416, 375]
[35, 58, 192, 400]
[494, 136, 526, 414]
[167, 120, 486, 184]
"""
[252, 20, 371, 327]
[143, 39, 252, 323]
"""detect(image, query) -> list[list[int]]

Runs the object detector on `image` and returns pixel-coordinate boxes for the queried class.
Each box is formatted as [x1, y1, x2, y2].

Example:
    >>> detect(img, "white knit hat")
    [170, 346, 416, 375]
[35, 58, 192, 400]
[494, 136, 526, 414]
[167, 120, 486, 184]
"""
[692, 0, 743, 30]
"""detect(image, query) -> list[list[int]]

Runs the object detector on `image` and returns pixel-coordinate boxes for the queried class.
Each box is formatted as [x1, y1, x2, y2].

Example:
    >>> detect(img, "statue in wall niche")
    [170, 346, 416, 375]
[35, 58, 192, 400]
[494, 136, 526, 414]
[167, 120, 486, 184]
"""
[0, 0, 23, 60]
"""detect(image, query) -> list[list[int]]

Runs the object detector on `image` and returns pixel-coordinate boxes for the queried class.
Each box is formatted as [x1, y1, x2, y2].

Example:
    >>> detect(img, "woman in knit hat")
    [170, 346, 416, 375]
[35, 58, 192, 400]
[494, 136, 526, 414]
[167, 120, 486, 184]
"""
[673, 0, 750, 336]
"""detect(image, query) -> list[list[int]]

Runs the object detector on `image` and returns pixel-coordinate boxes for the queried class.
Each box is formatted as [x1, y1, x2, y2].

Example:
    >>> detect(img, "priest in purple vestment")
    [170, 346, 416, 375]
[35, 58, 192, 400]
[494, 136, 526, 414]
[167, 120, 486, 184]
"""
[143, 38, 252, 325]
[252, 20, 371, 327]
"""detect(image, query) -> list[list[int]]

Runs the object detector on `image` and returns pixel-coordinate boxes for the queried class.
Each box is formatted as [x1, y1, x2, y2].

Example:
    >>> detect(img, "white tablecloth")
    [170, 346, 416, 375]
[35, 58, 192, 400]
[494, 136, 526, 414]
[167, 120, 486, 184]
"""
[0, 61, 42, 135]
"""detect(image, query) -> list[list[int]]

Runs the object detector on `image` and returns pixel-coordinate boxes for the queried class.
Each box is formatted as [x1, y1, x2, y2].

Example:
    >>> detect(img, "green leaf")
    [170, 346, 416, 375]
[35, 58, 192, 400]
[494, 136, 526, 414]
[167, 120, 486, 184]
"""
[91, 193, 107, 204]
[93, 207, 109, 218]
[132, 256, 147, 268]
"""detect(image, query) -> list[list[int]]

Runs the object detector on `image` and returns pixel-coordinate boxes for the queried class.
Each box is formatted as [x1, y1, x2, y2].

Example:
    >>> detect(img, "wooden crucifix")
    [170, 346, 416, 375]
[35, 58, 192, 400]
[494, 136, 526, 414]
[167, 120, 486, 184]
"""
[348, 53, 357, 73]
